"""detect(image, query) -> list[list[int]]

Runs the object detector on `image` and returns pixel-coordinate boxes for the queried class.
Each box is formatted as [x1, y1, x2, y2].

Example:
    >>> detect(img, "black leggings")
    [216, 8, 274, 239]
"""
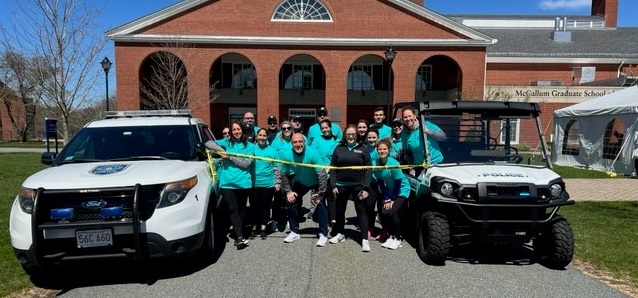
[380, 197, 406, 238]
[251, 187, 274, 228]
[220, 188, 250, 239]
[333, 185, 368, 240]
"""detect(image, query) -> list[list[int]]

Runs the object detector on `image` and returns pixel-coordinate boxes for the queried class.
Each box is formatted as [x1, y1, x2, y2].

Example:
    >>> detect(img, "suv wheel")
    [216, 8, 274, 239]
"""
[417, 211, 450, 265]
[534, 215, 574, 269]
[199, 204, 216, 264]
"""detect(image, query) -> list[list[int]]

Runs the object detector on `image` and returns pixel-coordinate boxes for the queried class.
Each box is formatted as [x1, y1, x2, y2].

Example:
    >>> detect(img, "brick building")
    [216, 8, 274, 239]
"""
[105, 0, 637, 146]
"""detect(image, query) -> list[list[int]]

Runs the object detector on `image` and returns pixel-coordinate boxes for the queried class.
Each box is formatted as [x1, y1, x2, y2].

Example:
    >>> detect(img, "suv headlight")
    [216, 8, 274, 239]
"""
[18, 187, 36, 214]
[158, 176, 198, 208]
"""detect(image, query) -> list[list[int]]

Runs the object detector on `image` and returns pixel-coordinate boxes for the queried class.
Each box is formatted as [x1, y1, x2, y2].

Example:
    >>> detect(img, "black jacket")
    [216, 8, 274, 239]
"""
[329, 143, 371, 190]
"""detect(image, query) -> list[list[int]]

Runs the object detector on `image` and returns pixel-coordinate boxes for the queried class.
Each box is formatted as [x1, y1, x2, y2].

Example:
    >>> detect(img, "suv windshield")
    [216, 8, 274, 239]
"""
[56, 125, 198, 164]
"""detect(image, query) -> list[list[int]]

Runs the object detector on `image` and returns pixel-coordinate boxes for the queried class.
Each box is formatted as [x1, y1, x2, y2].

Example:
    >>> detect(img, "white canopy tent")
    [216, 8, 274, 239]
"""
[552, 86, 638, 174]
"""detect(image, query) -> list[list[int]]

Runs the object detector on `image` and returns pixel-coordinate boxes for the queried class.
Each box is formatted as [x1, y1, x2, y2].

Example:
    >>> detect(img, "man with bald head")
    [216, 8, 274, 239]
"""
[276, 133, 329, 246]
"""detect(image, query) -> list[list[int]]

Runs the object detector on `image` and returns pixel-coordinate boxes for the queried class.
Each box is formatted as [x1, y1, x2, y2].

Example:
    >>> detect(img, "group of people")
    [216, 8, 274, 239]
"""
[212, 106, 446, 252]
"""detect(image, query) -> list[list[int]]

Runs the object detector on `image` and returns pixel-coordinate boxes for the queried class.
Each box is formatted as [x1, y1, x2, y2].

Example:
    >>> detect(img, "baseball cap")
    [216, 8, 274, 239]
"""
[318, 107, 328, 116]
[268, 115, 277, 124]
[291, 116, 302, 122]
[392, 118, 403, 125]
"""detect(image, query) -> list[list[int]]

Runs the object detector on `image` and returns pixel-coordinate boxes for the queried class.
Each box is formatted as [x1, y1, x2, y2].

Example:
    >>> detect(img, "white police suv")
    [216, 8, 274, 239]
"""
[9, 110, 219, 276]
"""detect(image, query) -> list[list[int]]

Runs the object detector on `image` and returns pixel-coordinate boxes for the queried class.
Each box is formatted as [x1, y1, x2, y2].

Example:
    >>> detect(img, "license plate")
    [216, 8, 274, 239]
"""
[76, 229, 113, 248]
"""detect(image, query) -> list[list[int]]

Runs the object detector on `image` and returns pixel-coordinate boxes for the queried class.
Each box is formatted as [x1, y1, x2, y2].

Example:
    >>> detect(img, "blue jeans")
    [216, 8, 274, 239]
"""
[286, 183, 328, 236]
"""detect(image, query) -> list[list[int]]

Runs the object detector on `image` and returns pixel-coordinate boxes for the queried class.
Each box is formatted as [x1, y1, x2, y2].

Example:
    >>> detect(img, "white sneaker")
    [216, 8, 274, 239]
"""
[316, 234, 328, 247]
[381, 236, 394, 248]
[284, 232, 300, 243]
[329, 233, 345, 244]
[361, 239, 370, 252]
[387, 238, 402, 250]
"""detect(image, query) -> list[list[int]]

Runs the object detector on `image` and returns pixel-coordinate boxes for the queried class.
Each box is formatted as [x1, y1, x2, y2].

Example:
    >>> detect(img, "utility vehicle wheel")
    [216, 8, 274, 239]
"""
[534, 215, 574, 269]
[417, 211, 450, 265]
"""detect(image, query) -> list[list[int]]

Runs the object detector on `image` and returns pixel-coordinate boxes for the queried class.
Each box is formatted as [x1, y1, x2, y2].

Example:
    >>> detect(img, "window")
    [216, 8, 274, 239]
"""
[284, 65, 313, 90]
[231, 64, 256, 89]
[602, 118, 626, 160]
[416, 65, 432, 91]
[272, 0, 332, 21]
[500, 119, 519, 145]
[347, 65, 374, 91]
[561, 120, 580, 155]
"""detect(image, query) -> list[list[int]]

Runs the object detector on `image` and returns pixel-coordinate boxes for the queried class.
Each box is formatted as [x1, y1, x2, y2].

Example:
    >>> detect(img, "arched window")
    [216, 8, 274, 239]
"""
[272, 0, 332, 21]
[602, 118, 626, 159]
[561, 120, 580, 155]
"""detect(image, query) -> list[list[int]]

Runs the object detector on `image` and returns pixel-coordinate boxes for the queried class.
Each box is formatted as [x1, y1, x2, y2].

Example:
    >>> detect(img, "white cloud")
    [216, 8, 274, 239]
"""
[539, 0, 590, 10]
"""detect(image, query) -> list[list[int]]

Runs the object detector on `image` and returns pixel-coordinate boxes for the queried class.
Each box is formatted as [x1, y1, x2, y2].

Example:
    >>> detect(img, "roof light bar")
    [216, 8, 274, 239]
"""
[106, 109, 192, 118]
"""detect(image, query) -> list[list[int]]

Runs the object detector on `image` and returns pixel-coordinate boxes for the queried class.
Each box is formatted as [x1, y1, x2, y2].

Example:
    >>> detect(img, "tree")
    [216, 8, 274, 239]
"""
[140, 43, 219, 110]
[0, 52, 50, 141]
[1, 0, 106, 143]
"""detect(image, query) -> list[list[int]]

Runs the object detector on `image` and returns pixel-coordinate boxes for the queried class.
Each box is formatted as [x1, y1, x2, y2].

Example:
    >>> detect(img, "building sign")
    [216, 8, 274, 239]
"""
[486, 86, 624, 103]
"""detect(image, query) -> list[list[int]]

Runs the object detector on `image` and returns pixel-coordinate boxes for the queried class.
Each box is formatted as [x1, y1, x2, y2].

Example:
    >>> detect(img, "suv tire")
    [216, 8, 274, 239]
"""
[417, 211, 451, 265]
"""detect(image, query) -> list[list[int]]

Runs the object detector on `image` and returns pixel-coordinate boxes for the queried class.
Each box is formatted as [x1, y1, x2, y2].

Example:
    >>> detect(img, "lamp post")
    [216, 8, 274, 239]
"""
[384, 46, 396, 124]
[100, 57, 112, 111]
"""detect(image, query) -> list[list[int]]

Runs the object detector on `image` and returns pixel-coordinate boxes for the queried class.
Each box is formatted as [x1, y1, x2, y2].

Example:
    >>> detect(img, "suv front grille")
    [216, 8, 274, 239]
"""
[35, 184, 164, 225]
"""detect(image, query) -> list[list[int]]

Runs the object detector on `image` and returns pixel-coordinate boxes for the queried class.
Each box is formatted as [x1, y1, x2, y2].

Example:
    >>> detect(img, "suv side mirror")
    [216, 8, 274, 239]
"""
[41, 152, 56, 165]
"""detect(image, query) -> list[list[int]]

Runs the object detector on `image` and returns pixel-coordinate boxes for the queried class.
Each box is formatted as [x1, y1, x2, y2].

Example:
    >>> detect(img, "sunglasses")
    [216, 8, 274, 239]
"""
[393, 124, 403, 128]
[281, 126, 292, 131]
[222, 132, 229, 135]
[268, 121, 277, 125]
[345, 133, 357, 137]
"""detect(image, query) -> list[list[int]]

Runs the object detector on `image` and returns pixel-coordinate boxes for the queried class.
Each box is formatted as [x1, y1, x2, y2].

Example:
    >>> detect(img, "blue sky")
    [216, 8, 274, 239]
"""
[0, 0, 636, 102]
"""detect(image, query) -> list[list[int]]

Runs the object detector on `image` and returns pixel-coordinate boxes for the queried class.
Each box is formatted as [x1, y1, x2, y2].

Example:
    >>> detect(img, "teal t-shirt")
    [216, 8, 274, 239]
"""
[253, 144, 276, 188]
[400, 121, 443, 165]
[218, 141, 254, 189]
[307, 123, 342, 146]
[279, 146, 324, 187]
[311, 135, 339, 165]
[370, 123, 392, 139]
[372, 157, 410, 199]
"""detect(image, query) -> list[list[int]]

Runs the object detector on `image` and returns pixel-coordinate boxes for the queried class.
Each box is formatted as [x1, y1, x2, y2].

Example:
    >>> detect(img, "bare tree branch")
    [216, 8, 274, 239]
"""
[2, 0, 106, 143]
[140, 42, 219, 110]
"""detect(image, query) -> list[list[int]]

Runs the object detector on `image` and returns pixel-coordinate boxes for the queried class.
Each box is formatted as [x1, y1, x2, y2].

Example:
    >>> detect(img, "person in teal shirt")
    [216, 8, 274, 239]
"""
[369, 106, 392, 139]
[400, 106, 446, 176]
[251, 128, 277, 239]
[307, 107, 342, 146]
[277, 133, 329, 246]
[390, 118, 404, 160]
[372, 139, 410, 250]
[310, 119, 339, 223]
[217, 121, 255, 249]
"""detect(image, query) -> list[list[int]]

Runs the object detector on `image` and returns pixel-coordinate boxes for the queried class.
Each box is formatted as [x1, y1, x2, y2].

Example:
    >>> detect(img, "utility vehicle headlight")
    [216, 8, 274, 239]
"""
[158, 176, 198, 208]
[18, 187, 36, 214]
[440, 182, 454, 197]
[550, 183, 562, 198]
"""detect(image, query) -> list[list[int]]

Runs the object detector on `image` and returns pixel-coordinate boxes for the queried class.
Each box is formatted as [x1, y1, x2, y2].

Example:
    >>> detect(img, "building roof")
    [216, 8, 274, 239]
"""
[106, 0, 495, 47]
[478, 28, 638, 63]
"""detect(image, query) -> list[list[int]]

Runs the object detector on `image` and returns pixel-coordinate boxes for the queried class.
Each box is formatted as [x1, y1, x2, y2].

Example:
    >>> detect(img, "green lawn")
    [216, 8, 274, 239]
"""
[0, 153, 635, 295]
[0, 153, 47, 297]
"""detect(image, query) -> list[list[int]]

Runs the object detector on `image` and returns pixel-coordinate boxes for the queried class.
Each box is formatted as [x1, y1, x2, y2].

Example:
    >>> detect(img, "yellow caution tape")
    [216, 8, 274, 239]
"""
[209, 150, 426, 171]
[206, 150, 217, 183]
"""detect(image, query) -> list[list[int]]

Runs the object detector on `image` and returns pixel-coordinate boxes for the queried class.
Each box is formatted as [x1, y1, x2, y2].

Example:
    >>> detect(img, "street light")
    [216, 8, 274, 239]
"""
[101, 57, 112, 111]
[384, 45, 396, 124]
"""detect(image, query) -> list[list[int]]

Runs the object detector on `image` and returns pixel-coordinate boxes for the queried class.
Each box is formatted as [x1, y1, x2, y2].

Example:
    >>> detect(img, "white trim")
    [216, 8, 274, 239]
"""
[487, 57, 638, 64]
[108, 34, 493, 47]
[500, 119, 520, 145]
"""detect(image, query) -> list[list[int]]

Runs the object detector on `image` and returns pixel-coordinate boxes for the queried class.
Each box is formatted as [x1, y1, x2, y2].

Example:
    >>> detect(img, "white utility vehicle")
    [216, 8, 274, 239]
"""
[10, 110, 218, 276]
[397, 101, 574, 269]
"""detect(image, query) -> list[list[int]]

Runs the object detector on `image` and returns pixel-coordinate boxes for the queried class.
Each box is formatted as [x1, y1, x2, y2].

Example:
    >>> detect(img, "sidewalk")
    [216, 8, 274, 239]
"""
[564, 178, 638, 201]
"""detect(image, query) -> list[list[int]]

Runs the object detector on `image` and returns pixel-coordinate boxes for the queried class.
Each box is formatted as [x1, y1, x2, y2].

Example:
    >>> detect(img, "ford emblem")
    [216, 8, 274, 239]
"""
[82, 200, 108, 209]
